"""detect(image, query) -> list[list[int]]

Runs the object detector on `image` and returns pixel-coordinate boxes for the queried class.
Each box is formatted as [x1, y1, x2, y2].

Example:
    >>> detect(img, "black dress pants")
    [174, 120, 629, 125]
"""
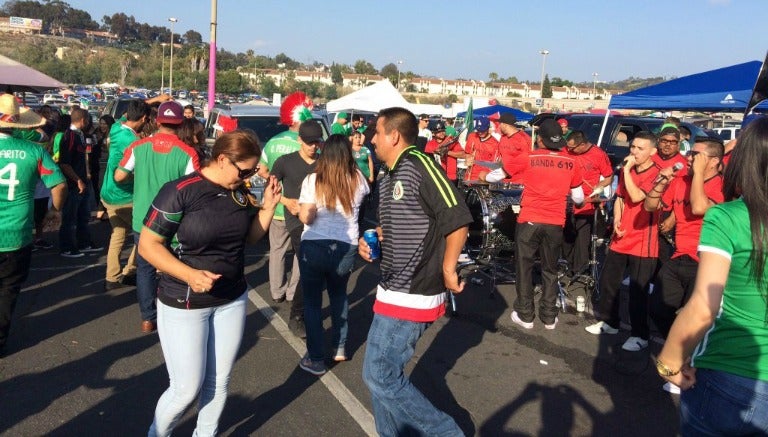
[514, 222, 563, 325]
[649, 255, 698, 338]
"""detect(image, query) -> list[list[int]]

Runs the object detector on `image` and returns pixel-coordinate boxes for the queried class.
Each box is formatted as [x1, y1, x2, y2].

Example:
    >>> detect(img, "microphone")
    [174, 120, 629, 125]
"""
[653, 162, 684, 184]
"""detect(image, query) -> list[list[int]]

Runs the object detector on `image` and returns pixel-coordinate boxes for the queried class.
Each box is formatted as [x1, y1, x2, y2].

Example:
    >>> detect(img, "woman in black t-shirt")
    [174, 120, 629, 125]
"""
[139, 130, 281, 436]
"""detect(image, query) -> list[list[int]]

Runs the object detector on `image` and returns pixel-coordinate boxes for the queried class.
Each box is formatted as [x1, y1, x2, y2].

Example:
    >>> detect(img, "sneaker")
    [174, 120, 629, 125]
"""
[60, 250, 84, 258]
[662, 382, 681, 395]
[585, 321, 619, 335]
[79, 245, 103, 253]
[621, 336, 649, 352]
[120, 274, 137, 286]
[648, 283, 655, 295]
[299, 355, 327, 376]
[288, 317, 306, 339]
[34, 239, 54, 250]
[272, 295, 286, 304]
[333, 346, 348, 362]
[544, 318, 558, 330]
[621, 276, 630, 286]
[510, 311, 534, 329]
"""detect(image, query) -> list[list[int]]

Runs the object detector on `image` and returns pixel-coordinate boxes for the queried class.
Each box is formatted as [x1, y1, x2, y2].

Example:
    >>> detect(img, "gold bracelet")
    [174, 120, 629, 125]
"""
[655, 359, 680, 377]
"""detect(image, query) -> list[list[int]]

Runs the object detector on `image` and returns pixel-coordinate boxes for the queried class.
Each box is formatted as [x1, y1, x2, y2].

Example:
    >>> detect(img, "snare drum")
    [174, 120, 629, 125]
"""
[465, 184, 523, 259]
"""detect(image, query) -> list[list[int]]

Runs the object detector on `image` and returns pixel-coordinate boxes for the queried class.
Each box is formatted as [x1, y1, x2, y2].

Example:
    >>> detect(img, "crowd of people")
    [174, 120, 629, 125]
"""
[1, 85, 767, 434]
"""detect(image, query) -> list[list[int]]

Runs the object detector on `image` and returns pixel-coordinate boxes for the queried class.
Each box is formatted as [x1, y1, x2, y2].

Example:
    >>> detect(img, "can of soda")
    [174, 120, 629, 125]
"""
[576, 295, 586, 313]
[363, 229, 380, 260]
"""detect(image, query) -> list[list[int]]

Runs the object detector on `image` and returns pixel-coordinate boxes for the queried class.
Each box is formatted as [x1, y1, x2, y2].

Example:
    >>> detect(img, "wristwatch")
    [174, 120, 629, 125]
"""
[655, 359, 680, 377]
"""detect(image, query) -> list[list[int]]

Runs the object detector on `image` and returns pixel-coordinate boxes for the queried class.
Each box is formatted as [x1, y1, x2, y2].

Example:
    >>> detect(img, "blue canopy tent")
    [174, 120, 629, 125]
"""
[456, 104, 534, 121]
[609, 60, 768, 112]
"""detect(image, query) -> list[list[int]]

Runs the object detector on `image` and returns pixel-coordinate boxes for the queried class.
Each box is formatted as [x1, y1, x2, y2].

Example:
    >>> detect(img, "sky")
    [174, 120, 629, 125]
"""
[59, 0, 767, 85]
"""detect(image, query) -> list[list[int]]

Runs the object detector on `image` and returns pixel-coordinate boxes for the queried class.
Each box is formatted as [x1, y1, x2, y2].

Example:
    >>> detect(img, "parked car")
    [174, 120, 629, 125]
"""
[713, 126, 740, 142]
[204, 104, 330, 199]
[43, 93, 67, 105]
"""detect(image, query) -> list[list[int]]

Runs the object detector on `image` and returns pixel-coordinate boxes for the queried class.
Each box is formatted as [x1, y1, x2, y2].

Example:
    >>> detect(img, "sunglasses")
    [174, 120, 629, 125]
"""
[686, 150, 711, 158]
[228, 157, 258, 179]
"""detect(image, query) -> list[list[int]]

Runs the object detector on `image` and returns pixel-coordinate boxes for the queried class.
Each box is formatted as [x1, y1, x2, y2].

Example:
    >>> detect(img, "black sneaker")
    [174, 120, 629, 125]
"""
[34, 239, 54, 250]
[288, 318, 306, 339]
[105, 280, 127, 291]
[60, 250, 84, 258]
[120, 274, 137, 286]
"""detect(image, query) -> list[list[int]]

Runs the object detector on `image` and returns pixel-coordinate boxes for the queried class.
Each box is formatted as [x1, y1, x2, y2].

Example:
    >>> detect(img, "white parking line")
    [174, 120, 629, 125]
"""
[247, 289, 376, 437]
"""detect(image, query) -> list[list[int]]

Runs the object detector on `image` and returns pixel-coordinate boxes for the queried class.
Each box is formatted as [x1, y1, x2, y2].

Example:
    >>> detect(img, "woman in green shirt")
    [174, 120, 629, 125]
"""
[658, 117, 768, 435]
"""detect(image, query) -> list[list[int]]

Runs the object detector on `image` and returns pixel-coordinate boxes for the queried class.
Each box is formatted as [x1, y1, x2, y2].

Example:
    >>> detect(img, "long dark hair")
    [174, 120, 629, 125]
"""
[314, 134, 360, 215]
[723, 116, 768, 293]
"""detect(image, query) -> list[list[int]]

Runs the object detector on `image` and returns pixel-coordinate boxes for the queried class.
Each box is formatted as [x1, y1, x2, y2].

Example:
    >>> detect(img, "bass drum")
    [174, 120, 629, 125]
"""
[464, 184, 523, 260]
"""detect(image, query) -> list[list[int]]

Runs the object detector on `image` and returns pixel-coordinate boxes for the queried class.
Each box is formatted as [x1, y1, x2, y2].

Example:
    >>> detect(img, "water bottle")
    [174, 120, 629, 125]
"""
[576, 295, 586, 313]
[363, 229, 380, 260]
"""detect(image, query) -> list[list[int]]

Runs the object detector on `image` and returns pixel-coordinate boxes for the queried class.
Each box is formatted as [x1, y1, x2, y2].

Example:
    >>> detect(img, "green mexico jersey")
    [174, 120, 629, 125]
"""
[260, 130, 300, 220]
[0, 135, 65, 251]
[692, 199, 768, 381]
[101, 123, 138, 205]
[353, 146, 371, 179]
[118, 133, 199, 233]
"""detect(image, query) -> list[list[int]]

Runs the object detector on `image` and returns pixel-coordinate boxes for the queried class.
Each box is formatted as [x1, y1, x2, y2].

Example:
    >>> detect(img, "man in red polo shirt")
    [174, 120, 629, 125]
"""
[481, 113, 530, 185]
[645, 137, 724, 337]
[424, 121, 463, 185]
[563, 130, 614, 277]
[644, 136, 723, 394]
[585, 131, 660, 352]
[463, 117, 499, 181]
[510, 119, 583, 331]
[651, 125, 688, 276]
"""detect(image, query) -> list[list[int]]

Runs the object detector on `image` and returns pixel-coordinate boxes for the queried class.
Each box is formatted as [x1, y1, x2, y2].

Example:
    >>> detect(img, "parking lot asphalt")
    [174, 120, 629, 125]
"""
[0, 219, 681, 436]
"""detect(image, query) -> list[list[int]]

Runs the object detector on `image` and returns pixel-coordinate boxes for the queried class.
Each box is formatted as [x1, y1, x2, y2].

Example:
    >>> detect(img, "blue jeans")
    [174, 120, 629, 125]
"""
[298, 239, 356, 361]
[681, 368, 768, 436]
[362, 313, 463, 436]
[59, 186, 94, 252]
[134, 233, 158, 322]
[149, 292, 247, 437]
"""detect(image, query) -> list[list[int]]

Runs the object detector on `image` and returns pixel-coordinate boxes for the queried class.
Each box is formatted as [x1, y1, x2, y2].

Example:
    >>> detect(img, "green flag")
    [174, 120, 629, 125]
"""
[464, 98, 474, 134]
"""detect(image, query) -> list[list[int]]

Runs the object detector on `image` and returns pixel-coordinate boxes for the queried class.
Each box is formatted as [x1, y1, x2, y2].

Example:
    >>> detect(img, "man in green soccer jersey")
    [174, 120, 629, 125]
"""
[0, 94, 66, 354]
[256, 92, 314, 337]
[115, 101, 200, 333]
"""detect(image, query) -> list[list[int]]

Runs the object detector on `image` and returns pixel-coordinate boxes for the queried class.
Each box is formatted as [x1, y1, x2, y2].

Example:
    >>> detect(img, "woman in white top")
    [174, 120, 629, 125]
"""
[297, 134, 369, 376]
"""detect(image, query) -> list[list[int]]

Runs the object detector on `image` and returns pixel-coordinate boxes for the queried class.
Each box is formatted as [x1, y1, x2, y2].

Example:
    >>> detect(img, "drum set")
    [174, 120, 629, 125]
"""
[457, 178, 609, 312]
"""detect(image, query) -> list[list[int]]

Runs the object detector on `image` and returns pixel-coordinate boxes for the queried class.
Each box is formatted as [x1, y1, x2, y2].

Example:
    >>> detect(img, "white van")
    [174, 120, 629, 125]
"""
[713, 126, 740, 141]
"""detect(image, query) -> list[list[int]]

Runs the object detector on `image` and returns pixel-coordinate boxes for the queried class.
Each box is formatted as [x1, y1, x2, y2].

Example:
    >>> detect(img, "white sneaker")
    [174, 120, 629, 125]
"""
[511, 311, 534, 329]
[621, 276, 630, 286]
[585, 321, 619, 335]
[662, 382, 681, 395]
[621, 336, 649, 351]
[544, 318, 558, 330]
[648, 283, 655, 295]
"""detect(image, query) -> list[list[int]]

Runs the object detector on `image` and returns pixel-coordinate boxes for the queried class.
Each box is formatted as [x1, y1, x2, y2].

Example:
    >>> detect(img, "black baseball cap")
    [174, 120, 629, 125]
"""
[299, 120, 323, 143]
[537, 119, 565, 150]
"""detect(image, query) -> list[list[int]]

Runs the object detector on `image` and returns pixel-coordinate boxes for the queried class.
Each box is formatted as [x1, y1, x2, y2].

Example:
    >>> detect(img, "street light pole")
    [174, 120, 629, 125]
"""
[539, 49, 549, 100]
[160, 43, 167, 92]
[592, 72, 599, 99]
[397, 60, 403, 92]
[168, 17, 178, 96]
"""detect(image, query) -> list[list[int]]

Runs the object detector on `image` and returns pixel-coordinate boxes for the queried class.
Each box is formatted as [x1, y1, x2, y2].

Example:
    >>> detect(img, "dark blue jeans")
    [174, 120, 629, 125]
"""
[681, 368, 768, 436]
[134, 233, 158, 322]
[0, 245, 32, 349]
[298, 239, 356, 361]
[362, 313, 463, 436]
[59, 186, 93, 252]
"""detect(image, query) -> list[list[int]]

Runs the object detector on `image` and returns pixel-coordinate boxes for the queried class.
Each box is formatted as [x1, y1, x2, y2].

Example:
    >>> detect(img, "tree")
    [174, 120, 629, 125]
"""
[274, 52, 300, 70]
[380, 62, 399, 87]
[257, 76, 281, 97]
[488, 72, 499, 82]
[183, 29, 202, 44]
[217, 70, 243, 94]
[542, 74, 552, 98]
[330, 63, 343, 85]
[353, 59, 377, 75]
[550, 77, 573, 87]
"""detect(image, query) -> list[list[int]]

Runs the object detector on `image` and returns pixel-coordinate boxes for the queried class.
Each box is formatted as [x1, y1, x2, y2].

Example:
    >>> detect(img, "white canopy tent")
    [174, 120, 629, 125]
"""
[326, 80, 409, 113]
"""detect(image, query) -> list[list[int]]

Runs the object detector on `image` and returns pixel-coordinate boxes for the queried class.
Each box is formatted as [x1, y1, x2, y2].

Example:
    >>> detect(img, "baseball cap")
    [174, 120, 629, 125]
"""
[497, 113, 517, 125]
[299, 120, 323, 143]
[337, 111, 348, 120]
[432, 120, 446, 132]
[475, 117, 490, 132]
[537, 119, 565, 150]
[658, 123, 681, 139]
[156, 101, 184, 125]
[557, 118, 568, 127]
